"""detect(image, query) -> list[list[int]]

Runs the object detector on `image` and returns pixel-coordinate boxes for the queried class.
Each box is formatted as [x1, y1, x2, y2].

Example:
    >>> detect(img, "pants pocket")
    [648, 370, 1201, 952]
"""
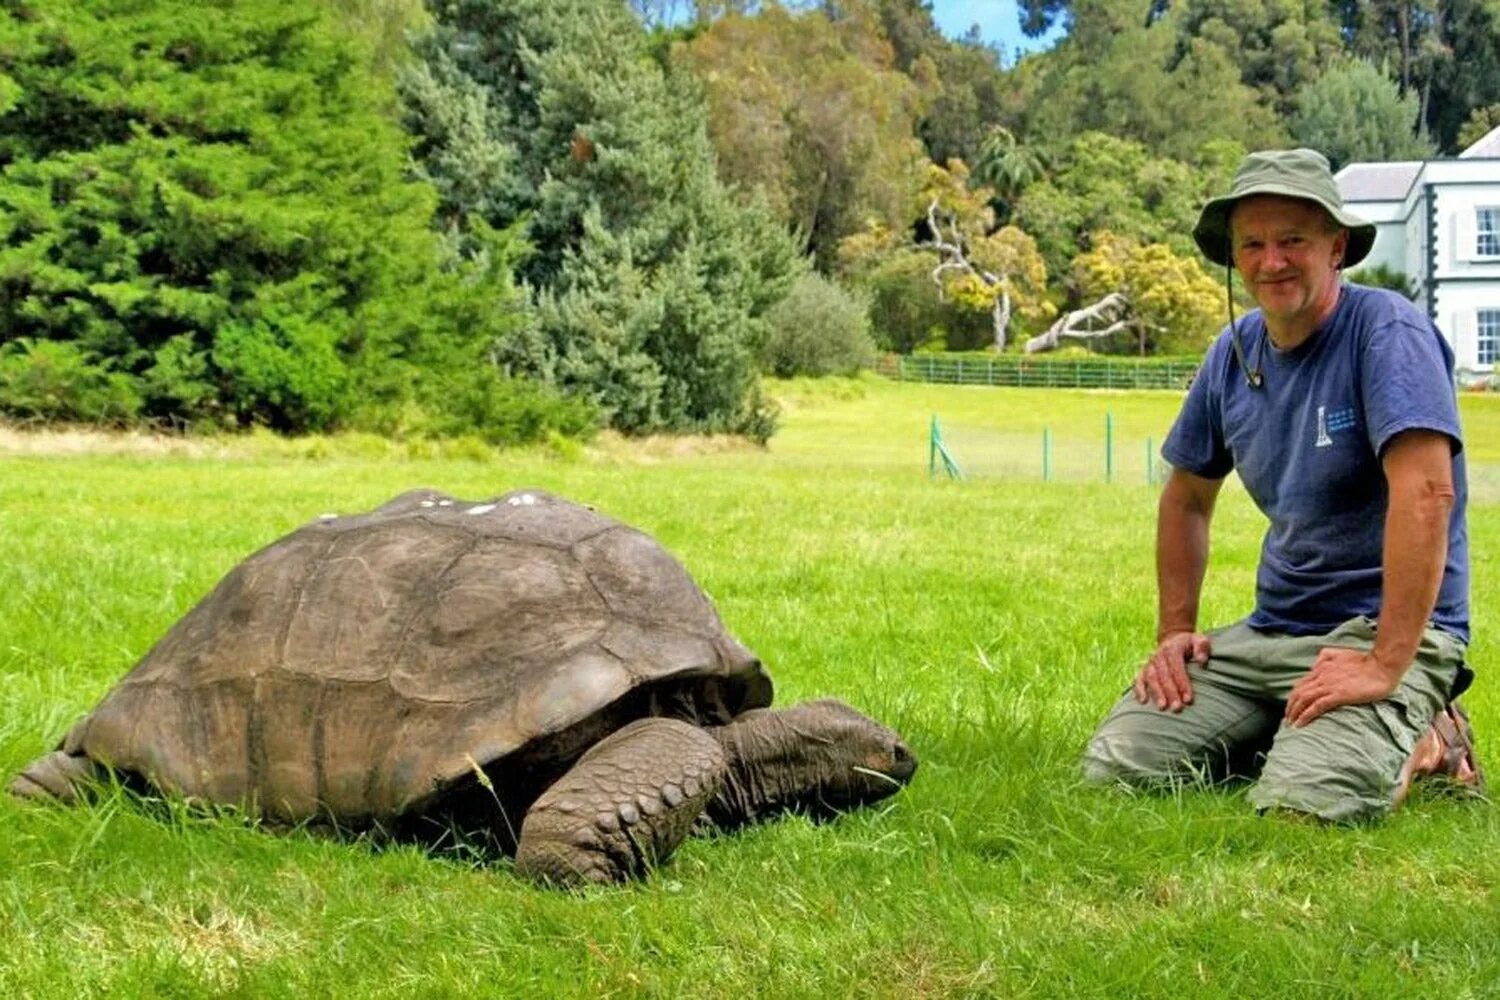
[1370, 698, 1418, 760]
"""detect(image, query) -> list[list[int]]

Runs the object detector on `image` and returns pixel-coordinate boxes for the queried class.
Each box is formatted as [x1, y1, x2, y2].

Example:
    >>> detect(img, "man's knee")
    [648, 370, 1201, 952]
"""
[1249, 716, 1402, 823]
[1081, 684, 1264, 787]
[1248, 766, 1395, 822]
[1081, 726, 1206, 787]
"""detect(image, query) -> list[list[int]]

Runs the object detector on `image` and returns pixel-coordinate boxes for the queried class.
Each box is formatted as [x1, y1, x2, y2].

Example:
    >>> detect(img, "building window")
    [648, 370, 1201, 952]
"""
[1479, 309, 1500, 365]
[1479, 208, 1500, 257]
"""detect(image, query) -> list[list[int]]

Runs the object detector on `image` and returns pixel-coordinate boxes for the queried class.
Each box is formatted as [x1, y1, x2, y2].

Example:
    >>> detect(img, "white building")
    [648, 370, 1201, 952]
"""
[1336, 125, 1500, 374]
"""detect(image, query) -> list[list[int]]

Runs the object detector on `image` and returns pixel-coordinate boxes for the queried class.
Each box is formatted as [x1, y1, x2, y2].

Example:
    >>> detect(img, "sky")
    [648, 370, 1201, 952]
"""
[927, 0, 1065, 63]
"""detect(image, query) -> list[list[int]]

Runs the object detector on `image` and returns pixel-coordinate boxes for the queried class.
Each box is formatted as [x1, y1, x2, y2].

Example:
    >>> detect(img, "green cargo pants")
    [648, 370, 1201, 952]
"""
[1081, 616, 1466, 822]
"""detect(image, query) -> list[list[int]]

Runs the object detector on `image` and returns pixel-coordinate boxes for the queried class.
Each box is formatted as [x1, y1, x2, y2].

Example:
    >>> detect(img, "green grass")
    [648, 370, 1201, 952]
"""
[3, 378, 1500, 998]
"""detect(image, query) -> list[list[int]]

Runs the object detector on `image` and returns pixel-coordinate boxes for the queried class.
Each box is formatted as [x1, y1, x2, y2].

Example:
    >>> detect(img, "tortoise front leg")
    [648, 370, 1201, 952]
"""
[515, 718, 727, 887]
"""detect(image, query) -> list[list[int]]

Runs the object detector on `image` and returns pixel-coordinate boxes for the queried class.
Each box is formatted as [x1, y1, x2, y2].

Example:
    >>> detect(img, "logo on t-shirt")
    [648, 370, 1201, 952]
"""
[1315, 405, 1358, 447]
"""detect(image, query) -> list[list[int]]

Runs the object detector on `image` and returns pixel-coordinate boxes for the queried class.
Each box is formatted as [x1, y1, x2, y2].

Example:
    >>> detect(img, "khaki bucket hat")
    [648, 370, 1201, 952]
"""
[1192, 148, 1376, 268]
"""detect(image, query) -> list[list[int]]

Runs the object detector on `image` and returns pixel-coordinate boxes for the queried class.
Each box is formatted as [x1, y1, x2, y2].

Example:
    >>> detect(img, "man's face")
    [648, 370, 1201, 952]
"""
[1229, 195, 1349, 330]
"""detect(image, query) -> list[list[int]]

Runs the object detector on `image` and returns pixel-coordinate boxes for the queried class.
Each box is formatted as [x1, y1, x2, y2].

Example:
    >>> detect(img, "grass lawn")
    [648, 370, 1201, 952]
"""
[3, 377, 1499, 998]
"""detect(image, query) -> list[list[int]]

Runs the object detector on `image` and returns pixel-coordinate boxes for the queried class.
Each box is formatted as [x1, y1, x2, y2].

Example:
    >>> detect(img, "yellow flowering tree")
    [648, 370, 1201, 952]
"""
[917, 161, 1052, 350]
[1040, 231, 1219, 354]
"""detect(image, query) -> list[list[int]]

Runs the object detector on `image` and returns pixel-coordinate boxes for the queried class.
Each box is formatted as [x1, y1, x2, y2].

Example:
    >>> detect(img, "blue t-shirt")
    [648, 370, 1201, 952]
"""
[1163, 283, 1470, 644]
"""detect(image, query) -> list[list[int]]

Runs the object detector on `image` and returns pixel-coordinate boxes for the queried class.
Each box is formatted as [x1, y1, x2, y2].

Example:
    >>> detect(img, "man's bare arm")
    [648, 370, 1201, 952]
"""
[1285, 429, 1455, 726]
[1157, 468, 1222, 641]
[1373, 429, 1456, 672]
[1134, 468, 1224, 711]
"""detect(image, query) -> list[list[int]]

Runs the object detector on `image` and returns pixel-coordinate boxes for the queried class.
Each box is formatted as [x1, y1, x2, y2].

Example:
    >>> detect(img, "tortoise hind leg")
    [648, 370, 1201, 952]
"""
[515, 718, 727, 887]
[9, 750, 104, 803]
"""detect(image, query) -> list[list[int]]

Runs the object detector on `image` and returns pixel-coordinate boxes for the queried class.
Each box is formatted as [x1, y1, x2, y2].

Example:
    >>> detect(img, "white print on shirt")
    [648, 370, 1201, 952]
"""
[1314, 404, 1357, 448]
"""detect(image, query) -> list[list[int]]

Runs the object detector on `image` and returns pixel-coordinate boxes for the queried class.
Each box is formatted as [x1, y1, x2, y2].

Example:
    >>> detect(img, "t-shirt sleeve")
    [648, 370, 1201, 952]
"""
[1360, 310, 1463, 457]
[1162, 337, 1234, 478]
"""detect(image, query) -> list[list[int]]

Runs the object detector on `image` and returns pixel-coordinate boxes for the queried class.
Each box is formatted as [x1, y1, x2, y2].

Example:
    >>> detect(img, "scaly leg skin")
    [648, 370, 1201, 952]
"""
[706, 700, 917, 829]
[9, 750, 103, 803]
[515, 717, 727, 888]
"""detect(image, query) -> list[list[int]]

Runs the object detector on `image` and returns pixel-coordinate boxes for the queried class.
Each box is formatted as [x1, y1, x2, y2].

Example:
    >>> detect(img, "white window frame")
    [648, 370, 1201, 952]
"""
[1478, 308, 1500, 366]
[1478, 207, 1500, 258]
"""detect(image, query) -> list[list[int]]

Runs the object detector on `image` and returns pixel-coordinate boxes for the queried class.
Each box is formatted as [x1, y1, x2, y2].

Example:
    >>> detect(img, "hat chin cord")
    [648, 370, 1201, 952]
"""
[1225, 259, 1264, 389]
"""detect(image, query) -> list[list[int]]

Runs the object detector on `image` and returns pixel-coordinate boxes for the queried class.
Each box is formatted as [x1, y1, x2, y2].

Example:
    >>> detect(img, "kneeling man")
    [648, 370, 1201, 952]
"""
[1082, 149, 1481, 821]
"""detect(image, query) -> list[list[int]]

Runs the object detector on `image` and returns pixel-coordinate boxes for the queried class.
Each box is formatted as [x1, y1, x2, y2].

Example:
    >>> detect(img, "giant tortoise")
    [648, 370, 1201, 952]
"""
[10, 488, 916, 886]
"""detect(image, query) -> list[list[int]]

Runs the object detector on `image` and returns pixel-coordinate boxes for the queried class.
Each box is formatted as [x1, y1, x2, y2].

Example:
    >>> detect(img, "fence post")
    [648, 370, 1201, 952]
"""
[1105, 412, 1114, 483]
[929, 415, 962, 479]
[1146, 436, 1154, 486]
[929, 414, 936, 477]
[1043, 427, 1052, 482]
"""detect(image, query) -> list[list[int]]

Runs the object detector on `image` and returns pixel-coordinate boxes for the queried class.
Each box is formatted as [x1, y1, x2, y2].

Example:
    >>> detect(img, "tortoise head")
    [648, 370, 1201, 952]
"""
[707, 698, 916, 829]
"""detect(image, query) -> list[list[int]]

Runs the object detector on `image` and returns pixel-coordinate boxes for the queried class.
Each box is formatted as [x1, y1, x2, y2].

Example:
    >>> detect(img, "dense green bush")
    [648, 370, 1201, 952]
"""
[859, 250, 986, 354]
[0, 0, 572, 443]
[761, 273, 877, 377]
[1346, 263, 1417, 300]
[0, 339, 141, 424]
[416, 370, 598, 445]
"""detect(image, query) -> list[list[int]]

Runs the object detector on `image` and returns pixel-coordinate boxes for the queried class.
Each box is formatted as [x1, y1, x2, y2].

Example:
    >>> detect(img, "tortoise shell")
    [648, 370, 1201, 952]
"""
[58, 488, 772, 829]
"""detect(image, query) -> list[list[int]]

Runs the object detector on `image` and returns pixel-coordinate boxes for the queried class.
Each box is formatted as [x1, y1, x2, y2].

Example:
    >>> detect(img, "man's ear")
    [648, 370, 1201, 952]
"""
[1332, 227, 1350, 269]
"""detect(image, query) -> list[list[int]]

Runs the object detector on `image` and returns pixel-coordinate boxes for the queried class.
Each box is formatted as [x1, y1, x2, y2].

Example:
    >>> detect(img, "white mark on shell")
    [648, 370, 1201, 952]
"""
[438, 499, 453, 506]
[466, 503, 497, 515]
[506, 493, 538, 506]
[318, 513, 338, 520]
[419, 500, 435, 508]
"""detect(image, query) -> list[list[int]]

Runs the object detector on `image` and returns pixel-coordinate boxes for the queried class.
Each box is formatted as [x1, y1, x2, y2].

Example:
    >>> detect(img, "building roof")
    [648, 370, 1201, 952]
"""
[1335, 161, 1423, 203]
[1460, 124, 1500, 158]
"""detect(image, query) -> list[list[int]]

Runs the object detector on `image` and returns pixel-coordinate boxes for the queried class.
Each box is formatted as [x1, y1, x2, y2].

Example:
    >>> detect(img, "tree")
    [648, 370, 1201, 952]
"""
[692, 0, 767, 20]
[1346, 262, 1418, 298]
[328, 0, 430, 73]
[673, 3, 926, 270]
[406, 0, 800, 438]
[1169, 0, 1343, 118]
[1459, 103, 1500, 149]
[1010, 132, 1233, 279]
[1019, 2, 1285, 162]
[1017, 0, 1073, 36]
[973, 126, 1047, 222]
[1331, 0, 1500, 153]
[837, 220, 977, 353]
[915, 162, 1049, 350]
[1424, 0, 1500, 153]
[1028, 231, 1219, 354]
[1331, 1, 1443, 106]
[849, 248, 970, 353]
[0, 0, 538, 436]
[1289, 58, 1434, 170]
[913, 37, 1011, 170]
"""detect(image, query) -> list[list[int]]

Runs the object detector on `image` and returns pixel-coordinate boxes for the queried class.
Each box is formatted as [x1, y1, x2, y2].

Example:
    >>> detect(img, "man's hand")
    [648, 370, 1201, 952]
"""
[1133, 631, 1212, 712]
[1284, 646, 1403, 727]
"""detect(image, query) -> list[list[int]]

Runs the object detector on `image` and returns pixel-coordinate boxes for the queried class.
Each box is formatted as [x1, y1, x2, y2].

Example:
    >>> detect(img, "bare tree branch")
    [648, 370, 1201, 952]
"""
[919, 197, 1014, 351]
[1024, 292, 1136, 353]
